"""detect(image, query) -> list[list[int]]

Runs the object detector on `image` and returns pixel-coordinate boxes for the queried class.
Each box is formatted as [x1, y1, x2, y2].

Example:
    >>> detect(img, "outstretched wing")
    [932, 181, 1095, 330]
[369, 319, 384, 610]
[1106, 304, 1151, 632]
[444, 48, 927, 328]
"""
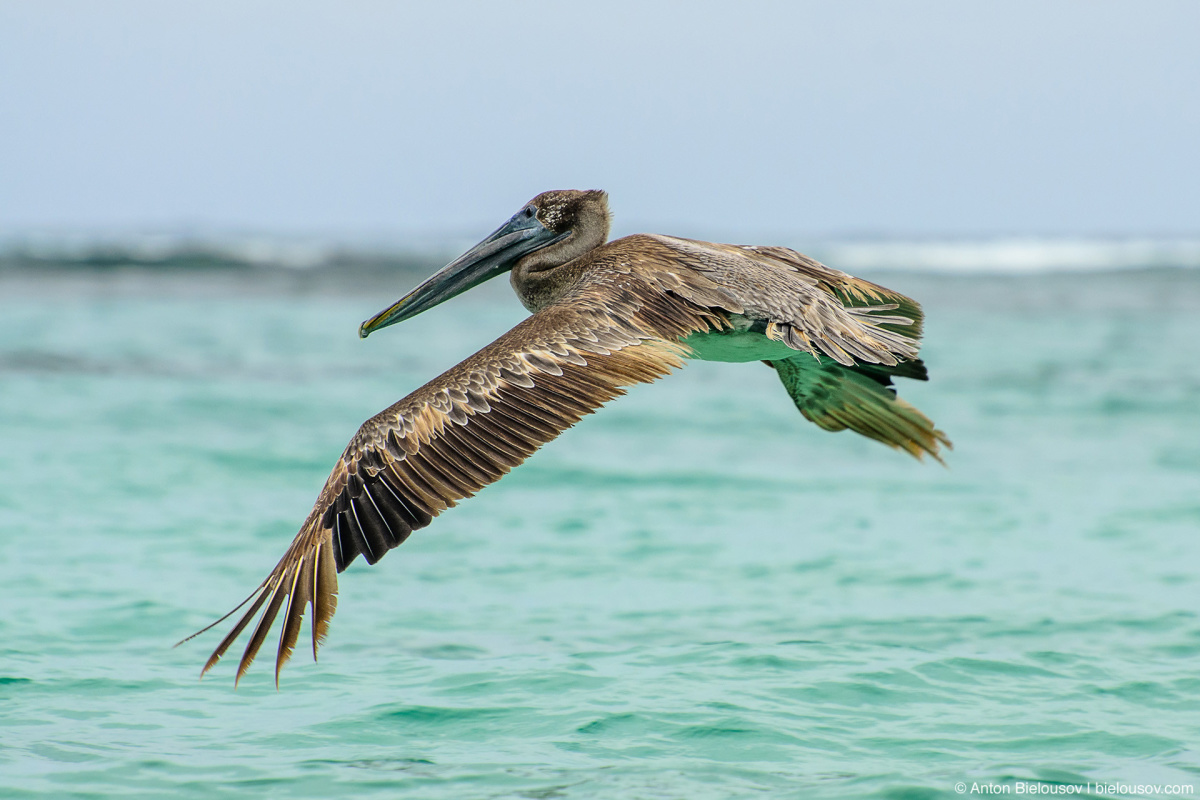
[617, 236, 947, 459]
[183, 273, 725, 685]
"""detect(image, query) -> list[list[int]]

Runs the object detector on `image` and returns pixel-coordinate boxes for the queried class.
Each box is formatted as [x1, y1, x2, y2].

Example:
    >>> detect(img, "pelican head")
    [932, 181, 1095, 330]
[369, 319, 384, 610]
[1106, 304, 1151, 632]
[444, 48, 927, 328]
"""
[360, 189, 610, 338]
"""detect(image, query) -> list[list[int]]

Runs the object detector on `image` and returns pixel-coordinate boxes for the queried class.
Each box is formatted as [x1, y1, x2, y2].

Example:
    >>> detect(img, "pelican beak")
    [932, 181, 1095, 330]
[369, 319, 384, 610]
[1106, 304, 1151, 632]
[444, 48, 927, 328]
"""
[359, 208, 566, 338]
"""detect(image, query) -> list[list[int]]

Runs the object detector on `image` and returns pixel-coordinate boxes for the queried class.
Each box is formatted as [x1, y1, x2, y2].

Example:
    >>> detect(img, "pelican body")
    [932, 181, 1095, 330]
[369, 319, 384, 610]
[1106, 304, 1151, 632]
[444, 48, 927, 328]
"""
[186, 190, 950, 684]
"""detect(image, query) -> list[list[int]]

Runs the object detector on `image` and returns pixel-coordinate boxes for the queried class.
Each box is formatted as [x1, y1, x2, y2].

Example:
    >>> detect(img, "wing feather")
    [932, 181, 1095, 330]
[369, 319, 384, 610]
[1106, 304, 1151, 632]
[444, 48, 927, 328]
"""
[237, 575, 290, 683]
[274, 554, 311, 683]
[635, 234, 924, 366]
[312, 537, 337, 653]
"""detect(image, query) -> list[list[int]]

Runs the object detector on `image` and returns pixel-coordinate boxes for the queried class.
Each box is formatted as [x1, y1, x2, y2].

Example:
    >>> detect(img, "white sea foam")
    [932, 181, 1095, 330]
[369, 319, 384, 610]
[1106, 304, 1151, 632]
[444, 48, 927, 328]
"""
[2, 231, 1198, 274]
[807, 237, 1200, 274]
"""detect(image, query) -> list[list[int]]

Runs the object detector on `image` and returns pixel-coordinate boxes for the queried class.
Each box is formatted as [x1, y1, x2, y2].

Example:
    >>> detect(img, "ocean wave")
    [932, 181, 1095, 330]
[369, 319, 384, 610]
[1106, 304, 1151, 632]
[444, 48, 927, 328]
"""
[809, 237, 1200, 274]
[2, 233, 1199, 274]
[0, 232, 451, 273]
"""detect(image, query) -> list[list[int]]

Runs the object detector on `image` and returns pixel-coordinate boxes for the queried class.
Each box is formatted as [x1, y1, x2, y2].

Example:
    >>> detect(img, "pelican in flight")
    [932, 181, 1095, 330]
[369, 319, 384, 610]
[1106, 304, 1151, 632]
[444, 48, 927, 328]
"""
[185, 190, 950, 684]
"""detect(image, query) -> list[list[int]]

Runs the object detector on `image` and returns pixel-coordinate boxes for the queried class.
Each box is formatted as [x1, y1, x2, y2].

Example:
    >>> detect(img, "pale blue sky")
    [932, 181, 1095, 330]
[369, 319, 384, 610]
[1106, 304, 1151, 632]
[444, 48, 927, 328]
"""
[2, 1, 1197, 240]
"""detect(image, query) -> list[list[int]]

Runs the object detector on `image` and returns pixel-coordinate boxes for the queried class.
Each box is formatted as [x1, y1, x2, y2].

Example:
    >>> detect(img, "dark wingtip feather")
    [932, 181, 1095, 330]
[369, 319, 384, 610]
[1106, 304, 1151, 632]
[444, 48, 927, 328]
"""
[175, 581, 263, 651]
[235, 578, 290, 688]
[197, 587, 273, 680]
[313, 537, 339, 660]
[274, 556, 313, 687]
[186, 530, 338, 687]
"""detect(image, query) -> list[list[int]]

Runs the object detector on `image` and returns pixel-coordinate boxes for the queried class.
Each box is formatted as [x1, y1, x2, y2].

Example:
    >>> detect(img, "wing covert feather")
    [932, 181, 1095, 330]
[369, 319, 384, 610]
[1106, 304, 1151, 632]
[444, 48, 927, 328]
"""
[627, 235, 924, 366]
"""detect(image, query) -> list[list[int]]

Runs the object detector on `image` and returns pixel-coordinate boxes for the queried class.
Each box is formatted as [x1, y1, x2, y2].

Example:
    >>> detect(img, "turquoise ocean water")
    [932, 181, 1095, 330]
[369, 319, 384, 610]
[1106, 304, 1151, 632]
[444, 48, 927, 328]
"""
[2, 259, 1198, 798]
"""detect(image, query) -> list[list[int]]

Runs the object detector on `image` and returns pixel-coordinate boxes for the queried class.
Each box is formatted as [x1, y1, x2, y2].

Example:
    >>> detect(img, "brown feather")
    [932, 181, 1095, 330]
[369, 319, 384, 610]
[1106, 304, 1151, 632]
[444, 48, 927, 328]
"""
[236, 577, 289, 685]
[274, 555, 310, 685]
[197, 585, 272, 678]
[312, 536, 337, 656]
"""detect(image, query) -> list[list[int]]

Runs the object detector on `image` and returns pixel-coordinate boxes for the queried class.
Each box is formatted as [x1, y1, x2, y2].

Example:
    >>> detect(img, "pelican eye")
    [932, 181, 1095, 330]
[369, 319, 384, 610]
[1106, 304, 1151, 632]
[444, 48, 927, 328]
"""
[524, 206, 535, 219]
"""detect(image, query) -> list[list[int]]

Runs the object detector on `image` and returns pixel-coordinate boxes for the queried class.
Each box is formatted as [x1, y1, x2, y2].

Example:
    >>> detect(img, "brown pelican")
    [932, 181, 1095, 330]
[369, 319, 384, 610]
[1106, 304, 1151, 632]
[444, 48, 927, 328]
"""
[184, 190, 950, 685]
